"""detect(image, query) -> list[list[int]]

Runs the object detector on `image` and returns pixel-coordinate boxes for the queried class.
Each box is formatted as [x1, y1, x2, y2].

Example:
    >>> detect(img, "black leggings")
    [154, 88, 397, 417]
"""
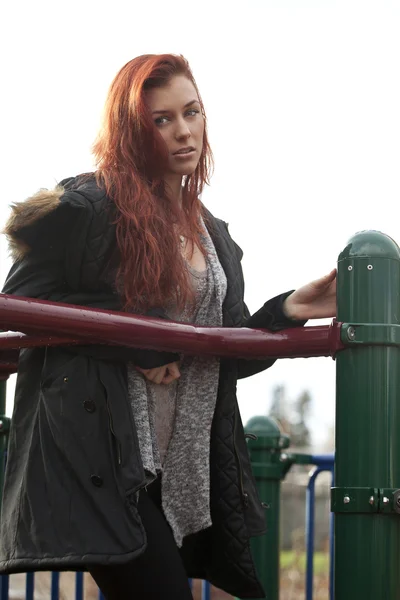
[88, 478, 193, 600]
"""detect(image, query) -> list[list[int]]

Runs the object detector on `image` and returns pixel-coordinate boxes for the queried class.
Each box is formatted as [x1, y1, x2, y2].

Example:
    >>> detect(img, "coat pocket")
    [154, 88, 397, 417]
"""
[40, 347, 78, 389]
[100, 377, 123, 467]
[97, 361, 146, 495]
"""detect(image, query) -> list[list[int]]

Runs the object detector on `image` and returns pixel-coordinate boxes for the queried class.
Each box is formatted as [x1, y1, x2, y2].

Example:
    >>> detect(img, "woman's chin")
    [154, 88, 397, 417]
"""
[168, 158, 199, 177]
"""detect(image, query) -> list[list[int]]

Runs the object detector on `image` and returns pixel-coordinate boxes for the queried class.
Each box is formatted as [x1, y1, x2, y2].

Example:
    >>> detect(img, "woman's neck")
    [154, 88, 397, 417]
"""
[164, 174, 184, 206]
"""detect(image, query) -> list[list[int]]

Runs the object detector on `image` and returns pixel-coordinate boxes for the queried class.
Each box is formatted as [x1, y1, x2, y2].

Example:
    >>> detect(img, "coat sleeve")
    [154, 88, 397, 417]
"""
[237, 291, 306, 379]
[228, 238, 306, 380]
[1, 190, 179, 369]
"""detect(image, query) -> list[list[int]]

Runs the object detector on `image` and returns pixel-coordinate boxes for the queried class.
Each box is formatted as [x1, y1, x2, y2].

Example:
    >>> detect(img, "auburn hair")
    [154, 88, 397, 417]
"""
[93, 54, 213, 313]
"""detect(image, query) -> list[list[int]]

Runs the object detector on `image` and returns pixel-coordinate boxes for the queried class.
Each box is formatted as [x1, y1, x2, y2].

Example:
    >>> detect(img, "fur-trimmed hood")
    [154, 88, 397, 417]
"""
[3, 175, 106, 264]
[3, 187, 65, 262]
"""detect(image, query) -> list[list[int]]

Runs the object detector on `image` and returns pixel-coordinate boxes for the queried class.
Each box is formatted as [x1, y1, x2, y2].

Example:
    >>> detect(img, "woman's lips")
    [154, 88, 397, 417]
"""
[173, 149, 196, 159]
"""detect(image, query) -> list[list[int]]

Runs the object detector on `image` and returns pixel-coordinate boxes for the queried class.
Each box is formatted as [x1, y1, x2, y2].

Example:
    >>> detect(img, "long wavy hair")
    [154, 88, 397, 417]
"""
[93, 54, 213, 313]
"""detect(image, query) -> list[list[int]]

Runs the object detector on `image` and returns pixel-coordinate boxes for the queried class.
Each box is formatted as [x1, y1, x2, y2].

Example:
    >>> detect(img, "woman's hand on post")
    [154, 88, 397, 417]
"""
[283, 269, 337, 320]
[135, 361, 181, 385]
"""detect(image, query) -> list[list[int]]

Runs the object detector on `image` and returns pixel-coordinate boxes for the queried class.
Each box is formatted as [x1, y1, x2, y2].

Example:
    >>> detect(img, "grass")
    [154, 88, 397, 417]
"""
[279, 551, 330, 600]
[192, 552, 331, 599]
[281, 550, 330, 576]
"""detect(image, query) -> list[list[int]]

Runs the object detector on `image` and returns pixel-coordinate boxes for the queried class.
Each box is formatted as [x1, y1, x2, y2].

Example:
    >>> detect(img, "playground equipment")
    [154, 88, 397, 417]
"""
[0, 230, 399, 599]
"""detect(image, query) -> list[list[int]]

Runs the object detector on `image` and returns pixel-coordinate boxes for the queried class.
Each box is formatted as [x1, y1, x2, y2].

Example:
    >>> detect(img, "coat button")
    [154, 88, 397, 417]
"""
[91, 475, 103, 487]
[83, 400, 96, 413]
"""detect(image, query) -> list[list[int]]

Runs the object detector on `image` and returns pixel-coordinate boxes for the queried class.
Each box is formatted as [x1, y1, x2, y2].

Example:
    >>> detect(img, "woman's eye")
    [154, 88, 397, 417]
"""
[186, 109, 200, 117]
[154, 116, 169, 126]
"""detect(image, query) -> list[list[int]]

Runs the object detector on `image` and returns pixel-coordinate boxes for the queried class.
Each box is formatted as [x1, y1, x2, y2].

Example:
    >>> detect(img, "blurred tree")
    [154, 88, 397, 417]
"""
[269, 384, 291, 435]
[322, 423, 335, 452]
[290, 390, 312, 448]
[268, 386, 313, 448]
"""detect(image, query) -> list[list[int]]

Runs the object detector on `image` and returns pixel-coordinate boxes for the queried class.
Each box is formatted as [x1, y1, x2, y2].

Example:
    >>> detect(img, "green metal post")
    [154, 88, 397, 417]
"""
[236, 416, 292, 600]
[0, 377, 9, 512]
[334, 231, 400, 598]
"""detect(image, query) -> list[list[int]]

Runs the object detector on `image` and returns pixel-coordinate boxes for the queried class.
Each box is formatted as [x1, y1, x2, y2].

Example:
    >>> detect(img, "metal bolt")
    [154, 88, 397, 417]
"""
[348, 265, 353, 271]
[396, 498, 400, 508]
[367, 265, 373, 270]
[344, 495, 350, 504]
[383, 497, 390, 505]
[347, 326, 356, 341]
[369, 496, 375, 505]
[63, 377, 69, 383]
[280, 453, 288, 462]
[0, 420, 3, 431]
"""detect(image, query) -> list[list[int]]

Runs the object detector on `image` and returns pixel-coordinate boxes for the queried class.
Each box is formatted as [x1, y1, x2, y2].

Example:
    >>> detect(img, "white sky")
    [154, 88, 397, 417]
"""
[1, 0, 399, 448]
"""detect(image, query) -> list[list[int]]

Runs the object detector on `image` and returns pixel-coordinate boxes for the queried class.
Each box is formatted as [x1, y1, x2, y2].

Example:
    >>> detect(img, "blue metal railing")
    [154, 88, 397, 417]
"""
[0, 455, 334, 600]
[0, 576, 8, 600]
[304, 454, 334, 600]
[51, 572, 59, 600]
[0, 573, 209, 600]
[25, 573, 34, 600]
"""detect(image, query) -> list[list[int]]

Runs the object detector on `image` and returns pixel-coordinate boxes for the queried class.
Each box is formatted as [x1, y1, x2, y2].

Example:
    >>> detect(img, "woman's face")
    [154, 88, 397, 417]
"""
[146, 75, 205, 180]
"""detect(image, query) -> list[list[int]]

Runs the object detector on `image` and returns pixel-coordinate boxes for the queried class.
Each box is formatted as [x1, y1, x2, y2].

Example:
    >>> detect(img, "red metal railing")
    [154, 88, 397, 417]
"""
[0, 294, 344, 376]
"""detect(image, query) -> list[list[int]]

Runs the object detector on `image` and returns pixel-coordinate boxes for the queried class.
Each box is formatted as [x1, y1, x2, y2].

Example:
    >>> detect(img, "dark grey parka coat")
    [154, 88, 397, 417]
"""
[0, 175, 303, 598]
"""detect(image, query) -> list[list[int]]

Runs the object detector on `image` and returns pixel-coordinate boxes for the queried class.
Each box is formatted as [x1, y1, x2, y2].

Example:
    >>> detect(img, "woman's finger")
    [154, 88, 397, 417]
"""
[168, 362, 181, 378]
[162, 363, 181, 384]
[162, 372, 176, 384]
[142, 368, 158, 382]
[312, 269, 337, 290]
[152, 368, 167, 385]
[135, 366, 149, 374]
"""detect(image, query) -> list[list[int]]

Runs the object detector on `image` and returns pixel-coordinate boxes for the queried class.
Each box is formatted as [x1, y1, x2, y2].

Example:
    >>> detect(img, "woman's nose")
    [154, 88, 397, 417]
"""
[175, 118, 191, 140]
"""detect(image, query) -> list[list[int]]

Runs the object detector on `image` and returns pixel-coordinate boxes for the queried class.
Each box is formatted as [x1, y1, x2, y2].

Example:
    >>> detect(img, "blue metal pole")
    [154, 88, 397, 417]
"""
[0, 575, 9, 600]
[305, 467, 321, 600]
[329, 468, 335, 600]
[304, 455, 335, 600]
[75, 572, 84, 600]
[51, 572, 60, 600]
[329, 509, 334, 600]
[25, 573, 34, 600]
[98, 588, 105, 600]
[201, 580, 211, 600]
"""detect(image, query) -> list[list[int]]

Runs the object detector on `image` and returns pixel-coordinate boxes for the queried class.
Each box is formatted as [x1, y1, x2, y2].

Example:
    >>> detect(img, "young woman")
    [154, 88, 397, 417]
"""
[0, 54, 336, 599]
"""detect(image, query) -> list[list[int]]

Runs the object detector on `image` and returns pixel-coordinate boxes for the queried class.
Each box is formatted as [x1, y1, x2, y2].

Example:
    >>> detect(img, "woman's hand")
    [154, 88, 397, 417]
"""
[283, 269, 337, 320]
[135, 361, 181, 385]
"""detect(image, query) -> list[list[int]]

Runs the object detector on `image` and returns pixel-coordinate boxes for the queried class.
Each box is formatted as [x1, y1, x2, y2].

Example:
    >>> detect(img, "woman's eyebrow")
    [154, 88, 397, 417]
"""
[152, 99, 200, 115]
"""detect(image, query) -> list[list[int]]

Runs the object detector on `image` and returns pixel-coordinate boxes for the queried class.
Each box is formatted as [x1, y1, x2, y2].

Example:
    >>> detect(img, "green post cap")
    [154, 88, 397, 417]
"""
[245, 415, 281, 435]
[339, 230, 400, 262]
[245, 416, 290, 449]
